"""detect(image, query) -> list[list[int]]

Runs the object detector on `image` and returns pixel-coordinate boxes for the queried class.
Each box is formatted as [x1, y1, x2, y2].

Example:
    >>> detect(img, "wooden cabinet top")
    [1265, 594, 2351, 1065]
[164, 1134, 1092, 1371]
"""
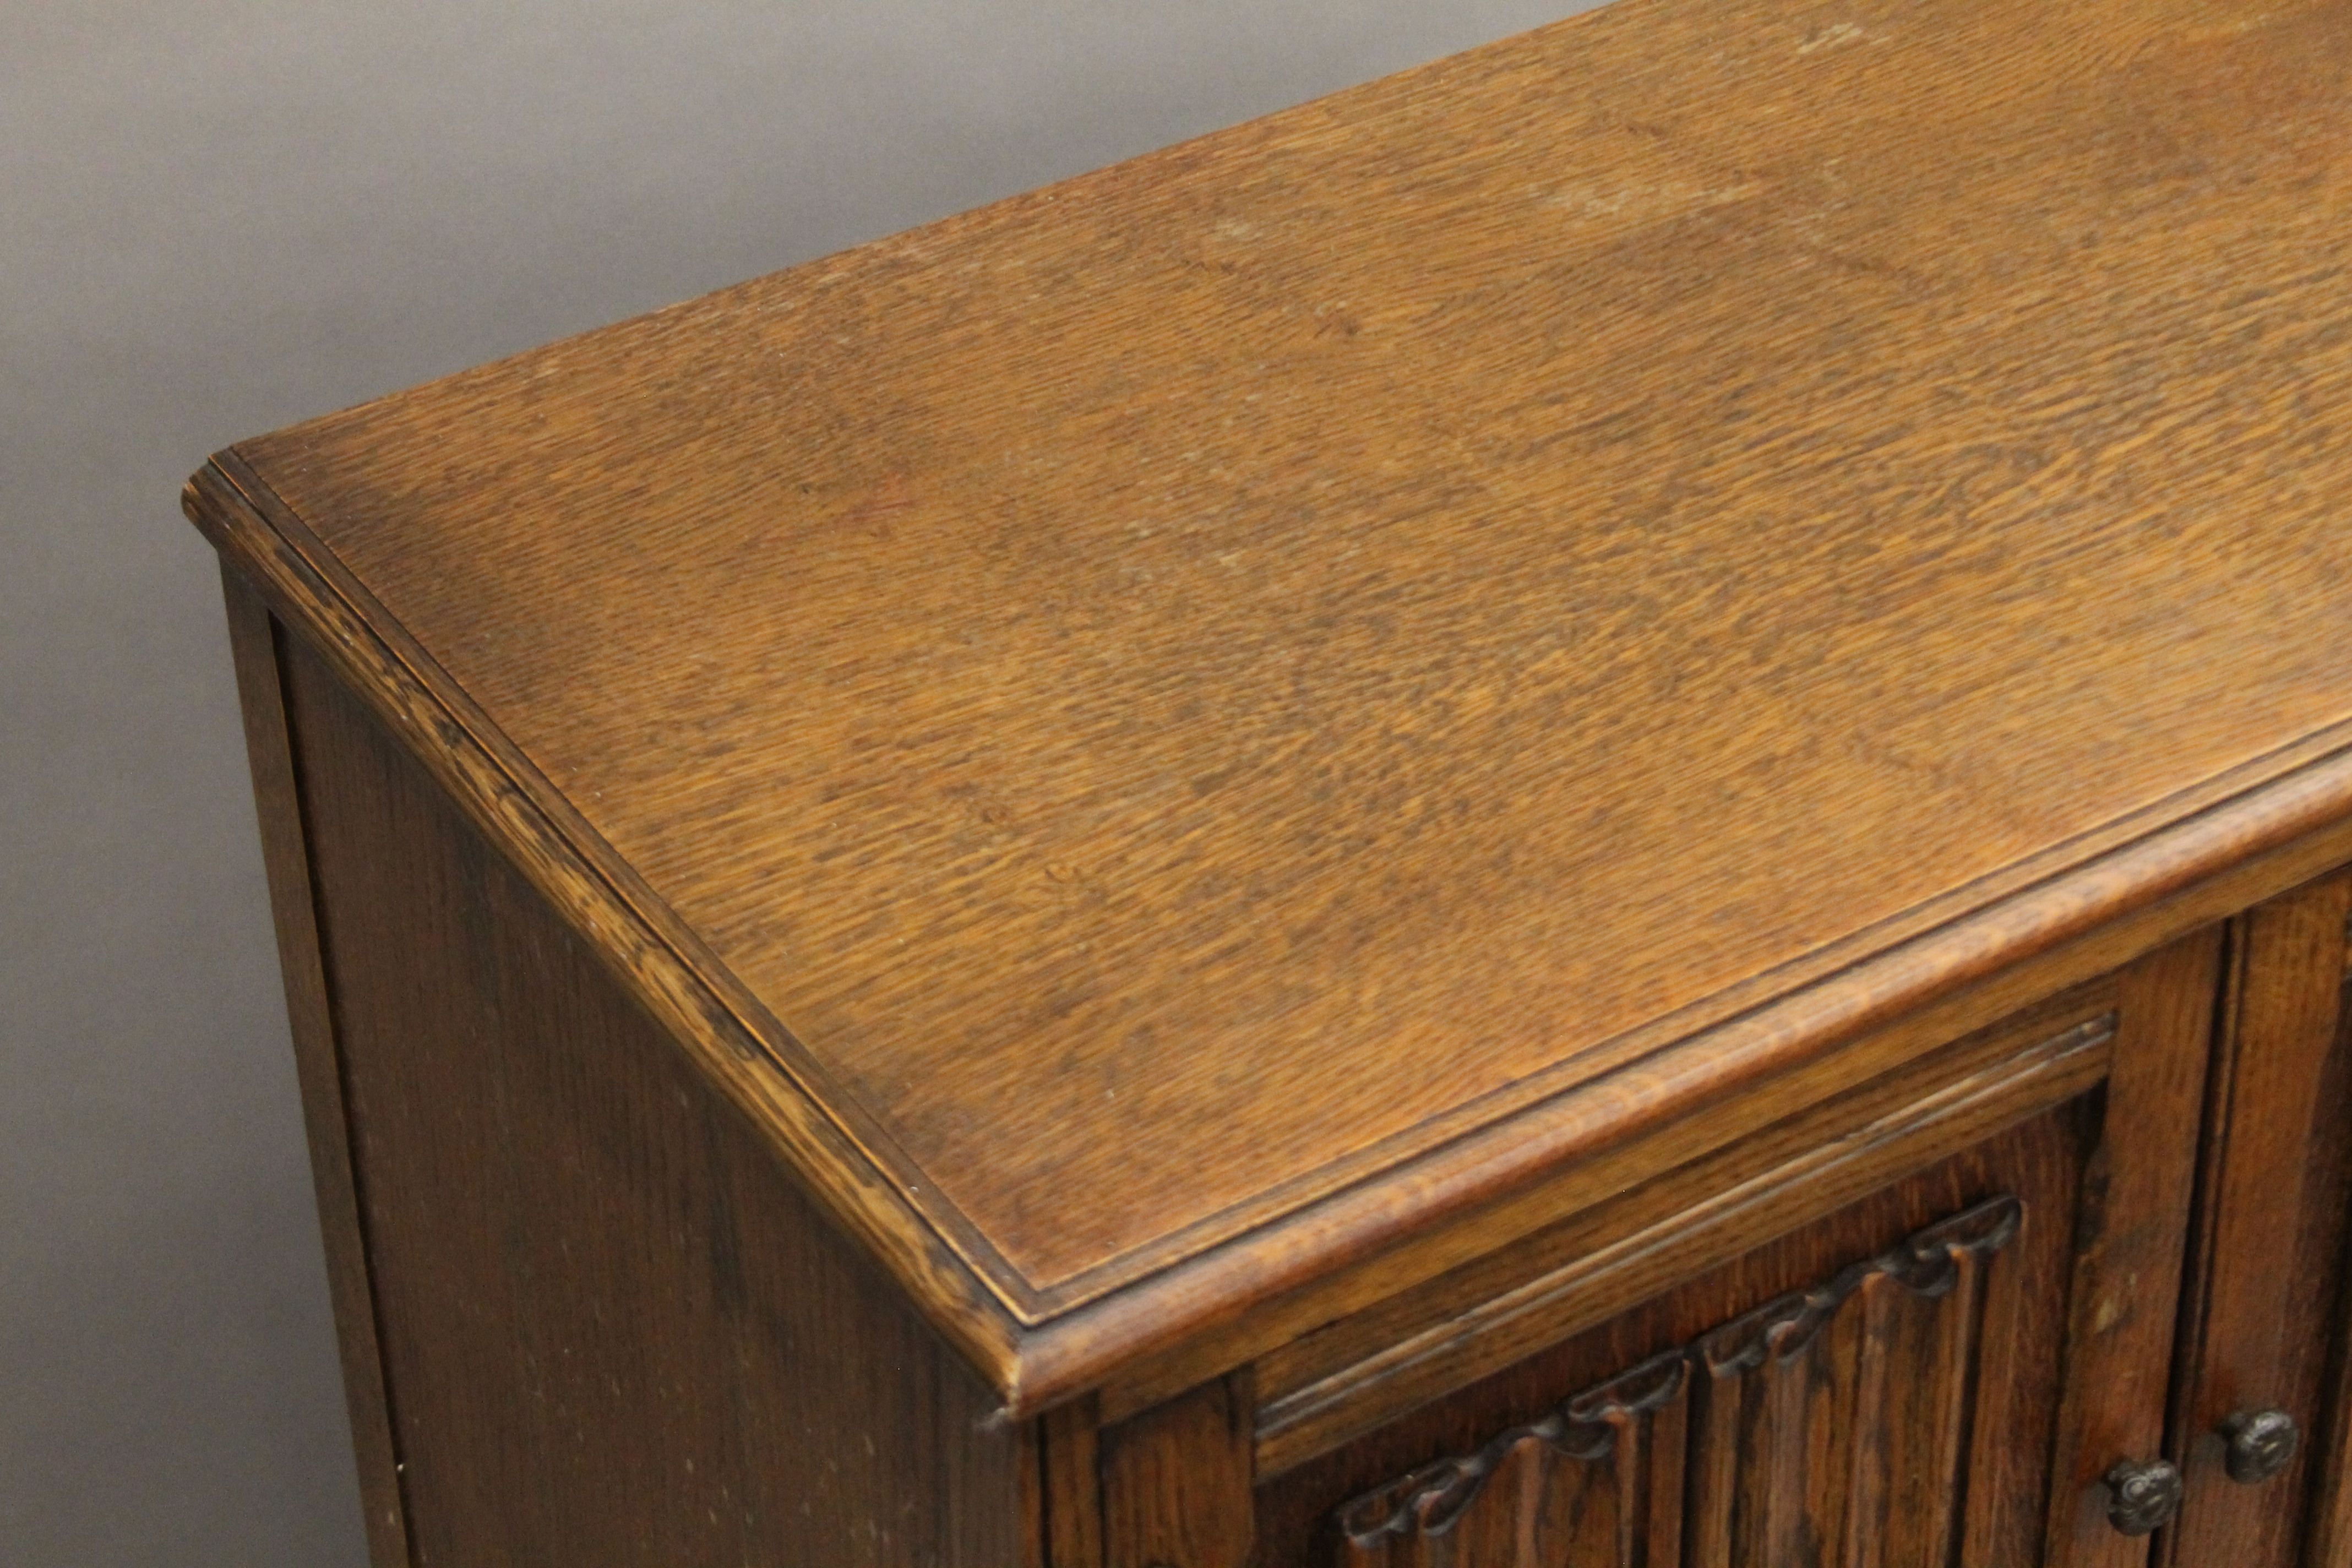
[188, 0, 2352, 1406]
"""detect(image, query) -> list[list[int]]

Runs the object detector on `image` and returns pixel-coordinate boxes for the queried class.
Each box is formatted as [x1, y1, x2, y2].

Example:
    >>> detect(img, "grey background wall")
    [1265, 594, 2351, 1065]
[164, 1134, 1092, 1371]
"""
[1, 2, 1597, 1560]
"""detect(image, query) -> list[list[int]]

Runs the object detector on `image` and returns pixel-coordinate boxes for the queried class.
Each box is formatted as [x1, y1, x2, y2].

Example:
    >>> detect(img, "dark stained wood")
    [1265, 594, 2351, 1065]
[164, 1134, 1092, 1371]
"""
[1257, 1103, 2094, 1566]
[2308, 992, 2352, 1568]
[1337, 1348, 1692, 1567]
[184, 0, 2352, 1392]
[2161, 873, 2352, 1568]
[1098, 1373, 1255, 1568]
[2042, 929, 2223, 1567]
[1043, 1396, 1106, 1568]
[270, 622, 1031, 1566]
[1334, 1197, 2020, 1567]
[218, 568, 413, 1568]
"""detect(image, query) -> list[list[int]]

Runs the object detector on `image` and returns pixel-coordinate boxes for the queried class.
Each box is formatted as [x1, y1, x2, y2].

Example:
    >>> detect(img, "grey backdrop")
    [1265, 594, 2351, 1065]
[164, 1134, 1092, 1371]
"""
[1, 2, 1596, 1560]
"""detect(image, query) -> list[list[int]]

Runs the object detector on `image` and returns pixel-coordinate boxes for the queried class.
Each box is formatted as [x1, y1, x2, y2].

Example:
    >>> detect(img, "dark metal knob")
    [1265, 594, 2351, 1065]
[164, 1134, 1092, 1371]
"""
[2104, 1459, 2183, 1536]
[2222, 1409, 2299, 1484]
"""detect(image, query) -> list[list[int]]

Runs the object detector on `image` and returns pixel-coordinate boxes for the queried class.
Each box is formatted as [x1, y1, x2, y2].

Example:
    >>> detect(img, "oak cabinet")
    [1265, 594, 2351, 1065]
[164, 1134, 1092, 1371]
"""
[188, 0, 2352, 1561]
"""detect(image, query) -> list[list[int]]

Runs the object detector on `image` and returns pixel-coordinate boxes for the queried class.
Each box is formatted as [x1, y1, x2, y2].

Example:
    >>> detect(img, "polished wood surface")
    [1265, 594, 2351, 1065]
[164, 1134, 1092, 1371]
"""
[191, 428, 2352, 1411]
[266, 620, 1030, 1565]
[189, 0, 2352, 1556]
[186, 0, 2352, 1380]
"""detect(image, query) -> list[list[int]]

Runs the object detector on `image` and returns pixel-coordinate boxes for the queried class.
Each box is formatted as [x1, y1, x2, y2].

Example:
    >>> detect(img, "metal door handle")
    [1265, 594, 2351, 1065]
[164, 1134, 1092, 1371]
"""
[2221, 1409, 2299, 1485]
[2105, 1458, 2183, 1535]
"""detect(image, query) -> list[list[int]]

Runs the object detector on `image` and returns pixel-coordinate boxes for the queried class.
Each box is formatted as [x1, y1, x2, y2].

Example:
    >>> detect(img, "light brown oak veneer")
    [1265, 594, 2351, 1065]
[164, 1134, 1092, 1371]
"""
[188, 0, 2352, 1409]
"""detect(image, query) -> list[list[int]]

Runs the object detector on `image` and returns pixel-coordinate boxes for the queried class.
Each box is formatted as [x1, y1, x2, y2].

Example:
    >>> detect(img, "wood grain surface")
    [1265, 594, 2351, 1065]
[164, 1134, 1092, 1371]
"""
[1257, 1103, 2095, 1566]
[1250, 988, 2119, 1473]
[2040, 929, 2220, 1568]
[1333, 1196, 2022, 1567]
[219, 570, 414, 1566]
[189, 0, 2352, 1394]
[1099, 1373, 1256, 1568]
[1341, 1196, 2023, 1568]
[274, 626, 1032, 1566]
[2159, 872, 2352, 1568]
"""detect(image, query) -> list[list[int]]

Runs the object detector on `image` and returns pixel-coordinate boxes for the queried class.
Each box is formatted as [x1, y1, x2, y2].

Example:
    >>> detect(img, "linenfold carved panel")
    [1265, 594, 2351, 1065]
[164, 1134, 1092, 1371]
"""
[1333, 1195, 2022, 1566]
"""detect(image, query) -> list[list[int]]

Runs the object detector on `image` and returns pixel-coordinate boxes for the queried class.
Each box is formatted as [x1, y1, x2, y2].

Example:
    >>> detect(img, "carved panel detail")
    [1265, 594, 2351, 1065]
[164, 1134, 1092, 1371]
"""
[1334, 1195, 2022, 1566]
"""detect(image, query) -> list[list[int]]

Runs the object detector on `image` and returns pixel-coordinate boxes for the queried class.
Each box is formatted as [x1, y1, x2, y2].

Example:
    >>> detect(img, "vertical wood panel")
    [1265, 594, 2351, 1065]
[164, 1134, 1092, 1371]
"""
[1843, 1278, 1898, 1568]
[2041, 931, 2224, 1568]
[2162, 873, 2352, 1568]
[2309, 1072, 2352, 1568]
[1100, 1372, 1256, 1568]
[2313, 972, 2352, 1565]
[219, 567, 413, 1568]
[1337, 1356, 1685, 1568]
[1953, 1092, 2082, 1566]
[1635, 1390, 1685, 1567]
[1866, 1257, 1980, 1567]
[1045, 1395, 1108, 1568]
[1680, 1353, 1739, 1568]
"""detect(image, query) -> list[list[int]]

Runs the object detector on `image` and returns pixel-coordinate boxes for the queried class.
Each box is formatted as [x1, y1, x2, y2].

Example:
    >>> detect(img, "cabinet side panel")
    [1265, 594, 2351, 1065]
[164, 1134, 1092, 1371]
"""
[220, 567, 414, 1567]
[277, 631, 1028, 1567]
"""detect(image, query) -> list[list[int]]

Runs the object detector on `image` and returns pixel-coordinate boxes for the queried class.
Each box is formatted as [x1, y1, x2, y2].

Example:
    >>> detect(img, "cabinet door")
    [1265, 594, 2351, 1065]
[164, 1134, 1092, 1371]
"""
[1238, 931, 2220, 1568]
[2160, 869, 2352, 1568]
